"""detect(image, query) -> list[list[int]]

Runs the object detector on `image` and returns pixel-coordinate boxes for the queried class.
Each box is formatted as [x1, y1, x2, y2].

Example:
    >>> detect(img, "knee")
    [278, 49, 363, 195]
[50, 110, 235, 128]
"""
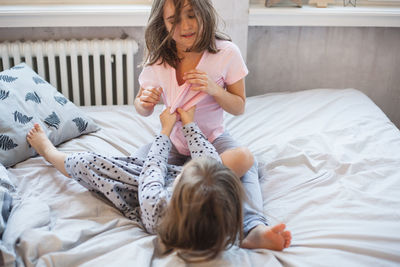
[237, 147, 254, 173]
[221, 147, 254, 178]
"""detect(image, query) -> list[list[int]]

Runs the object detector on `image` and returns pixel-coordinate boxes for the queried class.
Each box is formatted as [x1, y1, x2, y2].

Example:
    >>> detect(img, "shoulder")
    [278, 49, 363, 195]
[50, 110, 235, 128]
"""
[142, 60, 171, 74]
[147, 59, 171, 69]
[139, 60, 172, 86]
[215, 40, 241, 55]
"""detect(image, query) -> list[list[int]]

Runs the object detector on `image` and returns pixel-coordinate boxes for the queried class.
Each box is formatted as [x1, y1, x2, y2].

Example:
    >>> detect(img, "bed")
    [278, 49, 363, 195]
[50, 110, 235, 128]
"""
[1, 88, 400, 267]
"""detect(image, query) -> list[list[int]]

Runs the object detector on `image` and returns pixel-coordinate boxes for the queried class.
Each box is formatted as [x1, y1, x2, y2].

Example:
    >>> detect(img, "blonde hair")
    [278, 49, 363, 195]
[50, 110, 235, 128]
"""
[157, 157, 244, 262]
[143, 0, 231, 68]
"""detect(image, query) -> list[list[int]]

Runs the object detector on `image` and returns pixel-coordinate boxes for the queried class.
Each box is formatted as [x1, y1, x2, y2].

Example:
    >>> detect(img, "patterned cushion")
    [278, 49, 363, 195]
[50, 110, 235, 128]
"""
[0, 63, 100, 167]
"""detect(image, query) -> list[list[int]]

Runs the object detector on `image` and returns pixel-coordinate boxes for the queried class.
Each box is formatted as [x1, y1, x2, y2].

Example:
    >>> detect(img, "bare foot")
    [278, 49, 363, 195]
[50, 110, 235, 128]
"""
[26, 123, 56, 158]
[27, 123, 70, 177]
[241, 223, 292, 251]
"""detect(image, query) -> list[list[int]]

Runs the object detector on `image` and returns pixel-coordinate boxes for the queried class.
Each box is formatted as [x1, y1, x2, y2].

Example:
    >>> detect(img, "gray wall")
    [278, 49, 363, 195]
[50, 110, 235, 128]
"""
[212, 0, 249, 59]
[247, 26, 400, 128]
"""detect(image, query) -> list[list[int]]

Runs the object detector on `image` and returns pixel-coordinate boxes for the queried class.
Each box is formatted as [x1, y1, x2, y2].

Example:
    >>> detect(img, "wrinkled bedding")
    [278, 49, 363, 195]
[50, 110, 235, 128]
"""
[3, 88, 400, 267]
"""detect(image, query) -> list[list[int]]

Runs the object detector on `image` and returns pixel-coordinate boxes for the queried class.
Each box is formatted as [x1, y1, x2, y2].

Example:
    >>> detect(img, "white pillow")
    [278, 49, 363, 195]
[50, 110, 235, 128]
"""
[0, 63, 100, 167]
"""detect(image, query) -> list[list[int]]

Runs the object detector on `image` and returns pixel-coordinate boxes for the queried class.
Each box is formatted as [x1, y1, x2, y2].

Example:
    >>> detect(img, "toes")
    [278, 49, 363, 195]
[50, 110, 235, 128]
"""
[34, 123, 44, 133]
[271, 223, 286, 234]
[29, 128, 36, 136]
[27, 124, 41, 139]
[283, 231, 292, 248]
[283, 230, 291, 238]
[34, 123, 41, 132]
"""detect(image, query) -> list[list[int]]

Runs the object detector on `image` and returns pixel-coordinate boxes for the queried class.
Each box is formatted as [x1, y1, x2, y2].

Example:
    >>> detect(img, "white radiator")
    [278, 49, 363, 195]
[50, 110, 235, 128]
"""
[0, 39, 138, 106]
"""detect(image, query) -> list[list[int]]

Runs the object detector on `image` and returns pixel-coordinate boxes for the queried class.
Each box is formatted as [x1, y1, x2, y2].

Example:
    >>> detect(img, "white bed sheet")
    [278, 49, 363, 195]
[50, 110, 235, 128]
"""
[4, 88, 400, 267]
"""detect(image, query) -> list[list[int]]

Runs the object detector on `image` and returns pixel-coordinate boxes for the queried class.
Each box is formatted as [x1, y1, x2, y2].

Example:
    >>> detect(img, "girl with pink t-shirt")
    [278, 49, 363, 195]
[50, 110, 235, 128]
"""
[134, 0, 290, 252]
[136, 0, 251, 179]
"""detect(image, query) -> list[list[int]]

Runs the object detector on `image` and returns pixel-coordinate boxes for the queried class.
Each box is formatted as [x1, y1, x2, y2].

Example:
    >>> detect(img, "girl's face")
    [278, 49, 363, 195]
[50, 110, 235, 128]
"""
[163, 0, 200, 52]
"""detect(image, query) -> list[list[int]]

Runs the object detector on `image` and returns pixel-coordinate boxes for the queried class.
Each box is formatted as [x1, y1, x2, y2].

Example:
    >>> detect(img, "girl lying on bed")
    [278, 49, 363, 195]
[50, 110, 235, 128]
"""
[26, 106, 291, 262]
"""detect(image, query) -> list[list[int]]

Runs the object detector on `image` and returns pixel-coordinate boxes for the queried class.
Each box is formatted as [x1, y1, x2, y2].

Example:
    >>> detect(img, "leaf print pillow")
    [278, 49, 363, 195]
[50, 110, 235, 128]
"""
[0, 63, 100, 167]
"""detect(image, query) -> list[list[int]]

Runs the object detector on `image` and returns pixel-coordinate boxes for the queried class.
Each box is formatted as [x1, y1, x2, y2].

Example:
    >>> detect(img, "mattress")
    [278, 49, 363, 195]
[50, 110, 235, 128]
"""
[3, 88, 400, 266]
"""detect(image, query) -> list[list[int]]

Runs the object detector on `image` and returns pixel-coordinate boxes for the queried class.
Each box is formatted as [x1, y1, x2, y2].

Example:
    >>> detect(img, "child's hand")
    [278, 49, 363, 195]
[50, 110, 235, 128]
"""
[183, 69, 220, 96]
[177, 106, 196, 126]
[160, 107, 177, 137]
[139, 87, 163, 109]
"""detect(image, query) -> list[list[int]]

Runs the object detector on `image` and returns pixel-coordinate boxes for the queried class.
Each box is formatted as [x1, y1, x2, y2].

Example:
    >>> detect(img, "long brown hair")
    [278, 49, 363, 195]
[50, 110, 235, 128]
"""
[157, 157, 244, 262]
[143, 0, 231, 68]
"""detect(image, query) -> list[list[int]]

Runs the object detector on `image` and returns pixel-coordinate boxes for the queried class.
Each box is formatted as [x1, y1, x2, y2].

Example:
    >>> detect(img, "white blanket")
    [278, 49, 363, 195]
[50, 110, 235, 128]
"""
[4, 88, 400, 267]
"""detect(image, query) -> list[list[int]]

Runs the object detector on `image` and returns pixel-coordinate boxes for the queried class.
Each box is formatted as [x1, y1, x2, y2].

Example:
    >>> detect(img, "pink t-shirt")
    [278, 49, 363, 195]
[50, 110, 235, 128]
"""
[139, 40, 248, 155]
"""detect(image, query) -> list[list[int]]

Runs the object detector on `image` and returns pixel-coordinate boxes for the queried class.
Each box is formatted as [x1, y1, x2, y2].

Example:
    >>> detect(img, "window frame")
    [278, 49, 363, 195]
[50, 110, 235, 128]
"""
[0, 0, 151, 5]
[250, 0, 400, 6]
[0, 0, 399, 28]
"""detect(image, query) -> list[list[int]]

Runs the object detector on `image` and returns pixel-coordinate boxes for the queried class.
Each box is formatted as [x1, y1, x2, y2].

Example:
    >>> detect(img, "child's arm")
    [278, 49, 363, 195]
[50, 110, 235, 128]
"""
[215, 78, 246, 115]
[183, 43, 248, 116]
[184, 70, 245, 116]
[182, 122, 221, 162]
[134, 87, 163, 117]
[177, 107, 221, 163]
[138, 133, 171, 234]
[138, 109, 176, 234]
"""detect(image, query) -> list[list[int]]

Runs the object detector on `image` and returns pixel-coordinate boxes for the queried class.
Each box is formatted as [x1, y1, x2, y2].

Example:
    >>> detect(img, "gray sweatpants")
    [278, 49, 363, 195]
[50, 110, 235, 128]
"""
[136, 131, 268, 236]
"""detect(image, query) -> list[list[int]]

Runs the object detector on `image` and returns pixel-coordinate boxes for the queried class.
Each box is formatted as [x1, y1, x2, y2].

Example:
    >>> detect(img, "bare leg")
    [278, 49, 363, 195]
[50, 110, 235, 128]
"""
[241, 223, 292, 251]
[26, 123, 70, 178]
[220, 147, 254, 178]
